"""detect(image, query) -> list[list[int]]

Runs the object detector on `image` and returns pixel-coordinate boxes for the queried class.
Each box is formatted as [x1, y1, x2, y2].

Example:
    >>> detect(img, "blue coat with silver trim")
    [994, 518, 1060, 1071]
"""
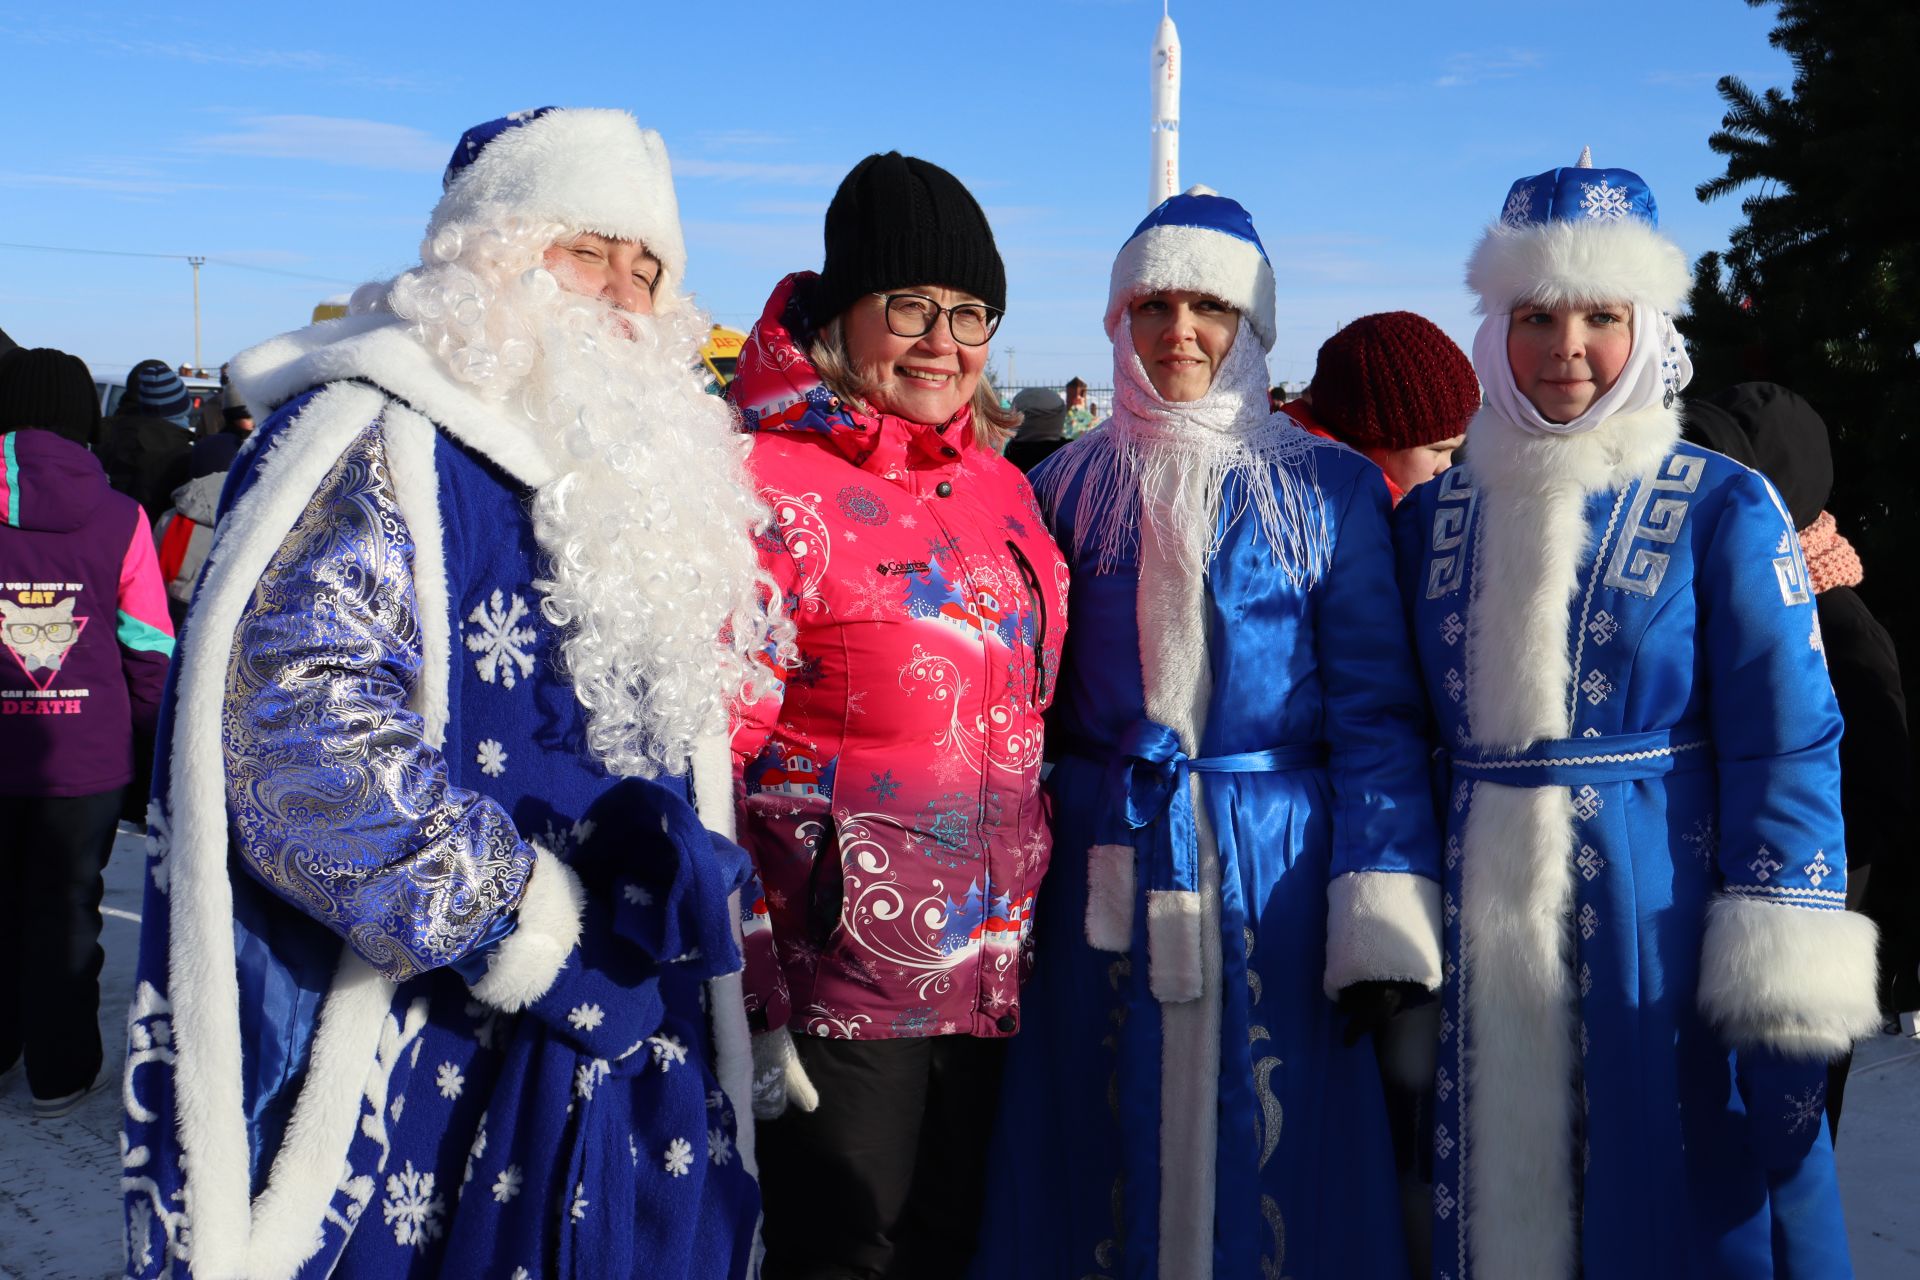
[1394, 403, 1877, 1280]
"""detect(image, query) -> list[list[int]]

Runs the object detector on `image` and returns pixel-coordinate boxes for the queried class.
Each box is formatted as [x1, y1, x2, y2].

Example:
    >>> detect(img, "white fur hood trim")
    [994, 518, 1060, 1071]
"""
[427, 108, 687, 309]
[229, 314, 556, 491]
[1468, 400, 1682, 501]
[1467, 217, 1690, 315]
[1697, 896, 1881, 1060]
[1106, 221, 1276, 351]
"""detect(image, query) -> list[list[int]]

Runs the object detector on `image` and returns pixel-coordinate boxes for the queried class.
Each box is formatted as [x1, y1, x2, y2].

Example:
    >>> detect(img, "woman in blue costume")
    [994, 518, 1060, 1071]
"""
[1394, 152, 1879, 1279]
[977, 188, 1444, 1279]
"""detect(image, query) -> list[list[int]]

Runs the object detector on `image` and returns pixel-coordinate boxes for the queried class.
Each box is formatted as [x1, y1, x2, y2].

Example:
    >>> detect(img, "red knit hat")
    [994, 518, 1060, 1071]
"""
[1306, 311, 1479, 451]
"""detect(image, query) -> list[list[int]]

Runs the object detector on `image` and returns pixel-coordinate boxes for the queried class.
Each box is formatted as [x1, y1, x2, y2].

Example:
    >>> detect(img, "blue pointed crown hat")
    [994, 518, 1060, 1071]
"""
[425, 107, 689, 310]
[1106, 185, 1277, 351]
[1466, 146, 1690, 315]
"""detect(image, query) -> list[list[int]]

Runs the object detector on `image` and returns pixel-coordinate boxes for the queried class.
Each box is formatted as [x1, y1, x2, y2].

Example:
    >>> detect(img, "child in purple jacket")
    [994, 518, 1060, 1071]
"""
[0, 347, 174, 1117]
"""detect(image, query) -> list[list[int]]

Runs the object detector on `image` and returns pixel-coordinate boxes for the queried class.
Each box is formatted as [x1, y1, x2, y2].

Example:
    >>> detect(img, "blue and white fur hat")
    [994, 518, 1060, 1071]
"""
[1466, 146, 1690, 315]
[425, 107, 689, 310]
[1106, 186, 1276, 351]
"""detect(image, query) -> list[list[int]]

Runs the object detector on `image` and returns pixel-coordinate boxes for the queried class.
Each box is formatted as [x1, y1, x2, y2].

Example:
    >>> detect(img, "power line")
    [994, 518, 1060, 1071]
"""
[0, 240, 357, 286]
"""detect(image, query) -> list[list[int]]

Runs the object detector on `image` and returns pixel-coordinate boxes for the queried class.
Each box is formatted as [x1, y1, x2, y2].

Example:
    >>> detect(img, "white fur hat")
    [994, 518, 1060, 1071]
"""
[1106, 185, 1276, 351]
[426, 107, 687, 306]
[1466, 148, 1690, 315]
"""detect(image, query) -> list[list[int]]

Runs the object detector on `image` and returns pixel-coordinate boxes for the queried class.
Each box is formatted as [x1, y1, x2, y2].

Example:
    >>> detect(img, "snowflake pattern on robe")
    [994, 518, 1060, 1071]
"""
[476, 738, 508, 777]
[664, 1137, 695, 1178]
[382, 1161, 445, 1248]
[465, 588, 537, 688]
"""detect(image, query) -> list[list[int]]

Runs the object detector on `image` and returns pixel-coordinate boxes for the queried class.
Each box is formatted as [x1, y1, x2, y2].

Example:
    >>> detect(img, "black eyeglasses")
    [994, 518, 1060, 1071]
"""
[871, 292, 1003, 347]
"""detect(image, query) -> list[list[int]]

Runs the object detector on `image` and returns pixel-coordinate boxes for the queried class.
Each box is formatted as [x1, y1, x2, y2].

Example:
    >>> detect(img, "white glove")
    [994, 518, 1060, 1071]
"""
[750, 1025, 820, 1119]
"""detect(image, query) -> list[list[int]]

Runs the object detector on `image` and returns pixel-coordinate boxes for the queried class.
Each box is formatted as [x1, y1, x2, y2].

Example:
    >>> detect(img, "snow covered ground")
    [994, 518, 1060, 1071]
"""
[2, 826, 1916, 1279]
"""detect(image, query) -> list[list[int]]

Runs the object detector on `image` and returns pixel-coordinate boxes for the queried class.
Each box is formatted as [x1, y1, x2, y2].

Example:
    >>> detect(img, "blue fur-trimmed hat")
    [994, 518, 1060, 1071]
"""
[425, 107, 689, 310]
[1106, 186, 1276, 351]
[1466, 146, 1690, 315]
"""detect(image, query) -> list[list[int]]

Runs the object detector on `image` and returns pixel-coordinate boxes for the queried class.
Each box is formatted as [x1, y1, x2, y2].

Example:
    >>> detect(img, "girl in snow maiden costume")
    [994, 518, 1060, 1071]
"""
[1395, 151, 1879, 1279]
[978, 188, 1444, 1280]
[120, 109, 780, 1280]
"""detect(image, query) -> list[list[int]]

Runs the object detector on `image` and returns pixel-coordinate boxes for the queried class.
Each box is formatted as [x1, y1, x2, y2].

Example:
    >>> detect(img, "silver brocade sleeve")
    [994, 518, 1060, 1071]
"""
[221, 420, 532, 981]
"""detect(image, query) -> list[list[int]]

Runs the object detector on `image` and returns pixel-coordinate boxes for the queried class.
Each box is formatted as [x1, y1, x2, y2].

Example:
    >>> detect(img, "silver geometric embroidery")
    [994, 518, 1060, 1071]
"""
[1580, 179, 1632, 220]
[1435, 1124, 1456, 1160]
[1576, 844, 1606, 881]
[1434, 1182, 1457, 1220]
[1580, 669, 1614, 706]
[1579, 962, 1593, 997]
[1587, 611, 1620, 645]
[1445, 834, 1462, 869]
[1444, 892, 1459, 925]
[1441, 612, 1466, 646]
[1578, 903, 1599, 940]
[1803, 849, 1832, 888]
[1750, 845, 1784, 882]
[1444, 668, 1466, 703]
[1453, 781, 1471, 813]
[1436, 1067, 1454, 1102]
[1572, 786, 1603, 820]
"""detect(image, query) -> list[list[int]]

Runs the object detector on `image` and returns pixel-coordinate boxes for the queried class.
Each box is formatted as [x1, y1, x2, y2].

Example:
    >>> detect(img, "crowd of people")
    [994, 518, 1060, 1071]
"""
[0, 106, 1911, 1280]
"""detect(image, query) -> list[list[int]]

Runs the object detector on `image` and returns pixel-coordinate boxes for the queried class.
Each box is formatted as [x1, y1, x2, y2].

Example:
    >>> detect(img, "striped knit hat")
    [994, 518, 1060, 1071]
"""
[121, 359, 193, 426]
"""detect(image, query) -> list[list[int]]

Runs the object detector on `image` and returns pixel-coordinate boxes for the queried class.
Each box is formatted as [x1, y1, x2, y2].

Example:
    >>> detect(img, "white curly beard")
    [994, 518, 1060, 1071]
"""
[366, 218, 789, 778]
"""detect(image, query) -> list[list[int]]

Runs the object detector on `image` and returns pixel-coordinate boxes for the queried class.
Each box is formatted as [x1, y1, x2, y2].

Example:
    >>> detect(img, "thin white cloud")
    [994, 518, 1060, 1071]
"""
[0, 170, 223, 196]
[1434, 49, 1543, 89]
[190, 116, 446, 172]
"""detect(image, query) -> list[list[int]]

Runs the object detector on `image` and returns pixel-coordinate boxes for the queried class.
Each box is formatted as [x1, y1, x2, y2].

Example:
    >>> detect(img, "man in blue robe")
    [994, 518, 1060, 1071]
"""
[1396, 153, 1879, 1279]
[120, 109, 785, 1279]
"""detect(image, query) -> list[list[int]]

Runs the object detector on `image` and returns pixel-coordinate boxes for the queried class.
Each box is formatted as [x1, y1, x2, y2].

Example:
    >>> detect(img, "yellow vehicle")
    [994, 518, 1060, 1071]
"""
[702, 325, 746, 392]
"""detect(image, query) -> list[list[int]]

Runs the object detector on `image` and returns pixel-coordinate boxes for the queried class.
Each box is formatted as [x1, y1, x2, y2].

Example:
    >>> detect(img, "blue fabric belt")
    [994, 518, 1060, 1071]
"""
[1451, 725, 1711, 788]
[1068, 720, 1325, 897]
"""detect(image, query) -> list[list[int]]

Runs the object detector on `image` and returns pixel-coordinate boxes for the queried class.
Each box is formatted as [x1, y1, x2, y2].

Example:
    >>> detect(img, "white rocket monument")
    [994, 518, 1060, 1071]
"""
[1150, 4, 1180, 207]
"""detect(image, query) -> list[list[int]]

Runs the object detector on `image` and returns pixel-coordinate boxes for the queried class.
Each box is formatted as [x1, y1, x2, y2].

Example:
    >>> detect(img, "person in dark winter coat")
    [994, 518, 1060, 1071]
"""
[0, 346, 175, 1118]
[97, 359, 195, 519]
[727, 152, 1068, 1280]
[1684, 381, 1914, 1134]
[1004, 386, 1070, 473]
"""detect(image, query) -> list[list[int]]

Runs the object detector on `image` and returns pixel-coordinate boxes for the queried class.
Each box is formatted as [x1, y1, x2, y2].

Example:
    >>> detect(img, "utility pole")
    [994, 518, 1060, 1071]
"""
[188, 256, 206, 375]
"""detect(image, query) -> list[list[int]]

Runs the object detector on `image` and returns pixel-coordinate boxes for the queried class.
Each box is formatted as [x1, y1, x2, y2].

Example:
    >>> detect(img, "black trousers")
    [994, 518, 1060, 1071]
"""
[0, 788, 123, 1100]
[758, 1033, 1008, 1280]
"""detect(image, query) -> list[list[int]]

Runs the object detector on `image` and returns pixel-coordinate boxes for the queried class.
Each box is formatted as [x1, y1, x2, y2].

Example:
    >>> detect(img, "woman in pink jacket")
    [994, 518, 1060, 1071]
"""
[728, 152, 1068, 1280]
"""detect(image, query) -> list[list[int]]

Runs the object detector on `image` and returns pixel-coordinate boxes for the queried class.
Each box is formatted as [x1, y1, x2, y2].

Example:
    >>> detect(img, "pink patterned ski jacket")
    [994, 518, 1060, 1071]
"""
[729, 274, 1068, 1041]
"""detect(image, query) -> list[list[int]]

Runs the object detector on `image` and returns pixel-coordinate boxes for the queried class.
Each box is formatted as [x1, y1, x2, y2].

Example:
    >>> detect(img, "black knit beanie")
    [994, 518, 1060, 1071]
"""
[812, 152, 1005, 324]
[0, 347, 101, 446]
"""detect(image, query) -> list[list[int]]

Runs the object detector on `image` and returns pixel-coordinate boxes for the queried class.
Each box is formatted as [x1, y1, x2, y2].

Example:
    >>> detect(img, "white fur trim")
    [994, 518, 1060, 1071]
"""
[1147, 890, 1204, 1003]
[1467, 218, 1690, 315]
[690, 730, 759, 1178]
[382, 407, 451, 748]
[1135, 459, 1219, 1279]
[1460, 781, 1581, 1280]
[1085, 844, 1135, 951]
[427, 109, 688, 308]
[244, 955, 393, 1280]
[230, 313, 556, 490]
[469, 845, 585, 1010]
[1697, 895, 1880, 1060]
[161, 382, 388, 1275]
[1106, 218, 1277, 351]
[1323, 871, 1444, 997]
[749, 1025, 819, 1119]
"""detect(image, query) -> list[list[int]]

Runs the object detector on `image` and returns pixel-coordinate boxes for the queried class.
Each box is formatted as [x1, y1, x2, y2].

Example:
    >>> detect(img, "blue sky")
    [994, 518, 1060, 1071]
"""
[0, 1, 1791, 392]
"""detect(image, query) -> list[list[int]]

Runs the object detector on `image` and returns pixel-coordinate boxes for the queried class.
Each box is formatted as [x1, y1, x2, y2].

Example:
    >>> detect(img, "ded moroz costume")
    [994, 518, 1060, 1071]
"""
[978, 189, 1443, 1280]
[1395, 152, 1880, 1279]
[120, 109, 781, 1279]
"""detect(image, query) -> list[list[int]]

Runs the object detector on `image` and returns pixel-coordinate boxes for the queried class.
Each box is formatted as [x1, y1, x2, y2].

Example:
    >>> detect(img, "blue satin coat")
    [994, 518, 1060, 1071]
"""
[978, 442, 1440, 1279]
[1396, 442, 1856, 1279]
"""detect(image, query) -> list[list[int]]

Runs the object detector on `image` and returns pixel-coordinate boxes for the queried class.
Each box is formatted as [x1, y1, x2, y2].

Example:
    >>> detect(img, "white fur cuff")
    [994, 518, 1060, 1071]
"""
[750, 1026, 819, 1120]
[1466, 218, 1690, 315]
[1086, 844, 1136, 952]
[1323, 872, 1445, 998]
[1147, 890, 1204, 1003]
[1697, 894, 1880, 1060]
[468, 846, 585, 1011]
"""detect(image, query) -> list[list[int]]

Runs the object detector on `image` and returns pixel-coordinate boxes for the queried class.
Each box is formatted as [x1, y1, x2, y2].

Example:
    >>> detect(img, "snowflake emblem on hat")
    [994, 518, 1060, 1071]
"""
[1580, 180, 1632, 221]
[1501, 185, 1535, 227]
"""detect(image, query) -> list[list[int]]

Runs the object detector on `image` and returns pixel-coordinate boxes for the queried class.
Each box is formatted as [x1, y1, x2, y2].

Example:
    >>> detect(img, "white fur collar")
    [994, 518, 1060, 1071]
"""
[229, 314, 556, 490]
[1469, 401, 1681, 500]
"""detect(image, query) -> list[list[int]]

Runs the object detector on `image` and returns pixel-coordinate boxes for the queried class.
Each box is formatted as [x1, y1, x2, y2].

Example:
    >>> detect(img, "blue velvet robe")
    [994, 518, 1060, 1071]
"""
[122, 379, 756, 1280]
[1396, 437, 1861, 1279]
[978, 439, 1440, 1279]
